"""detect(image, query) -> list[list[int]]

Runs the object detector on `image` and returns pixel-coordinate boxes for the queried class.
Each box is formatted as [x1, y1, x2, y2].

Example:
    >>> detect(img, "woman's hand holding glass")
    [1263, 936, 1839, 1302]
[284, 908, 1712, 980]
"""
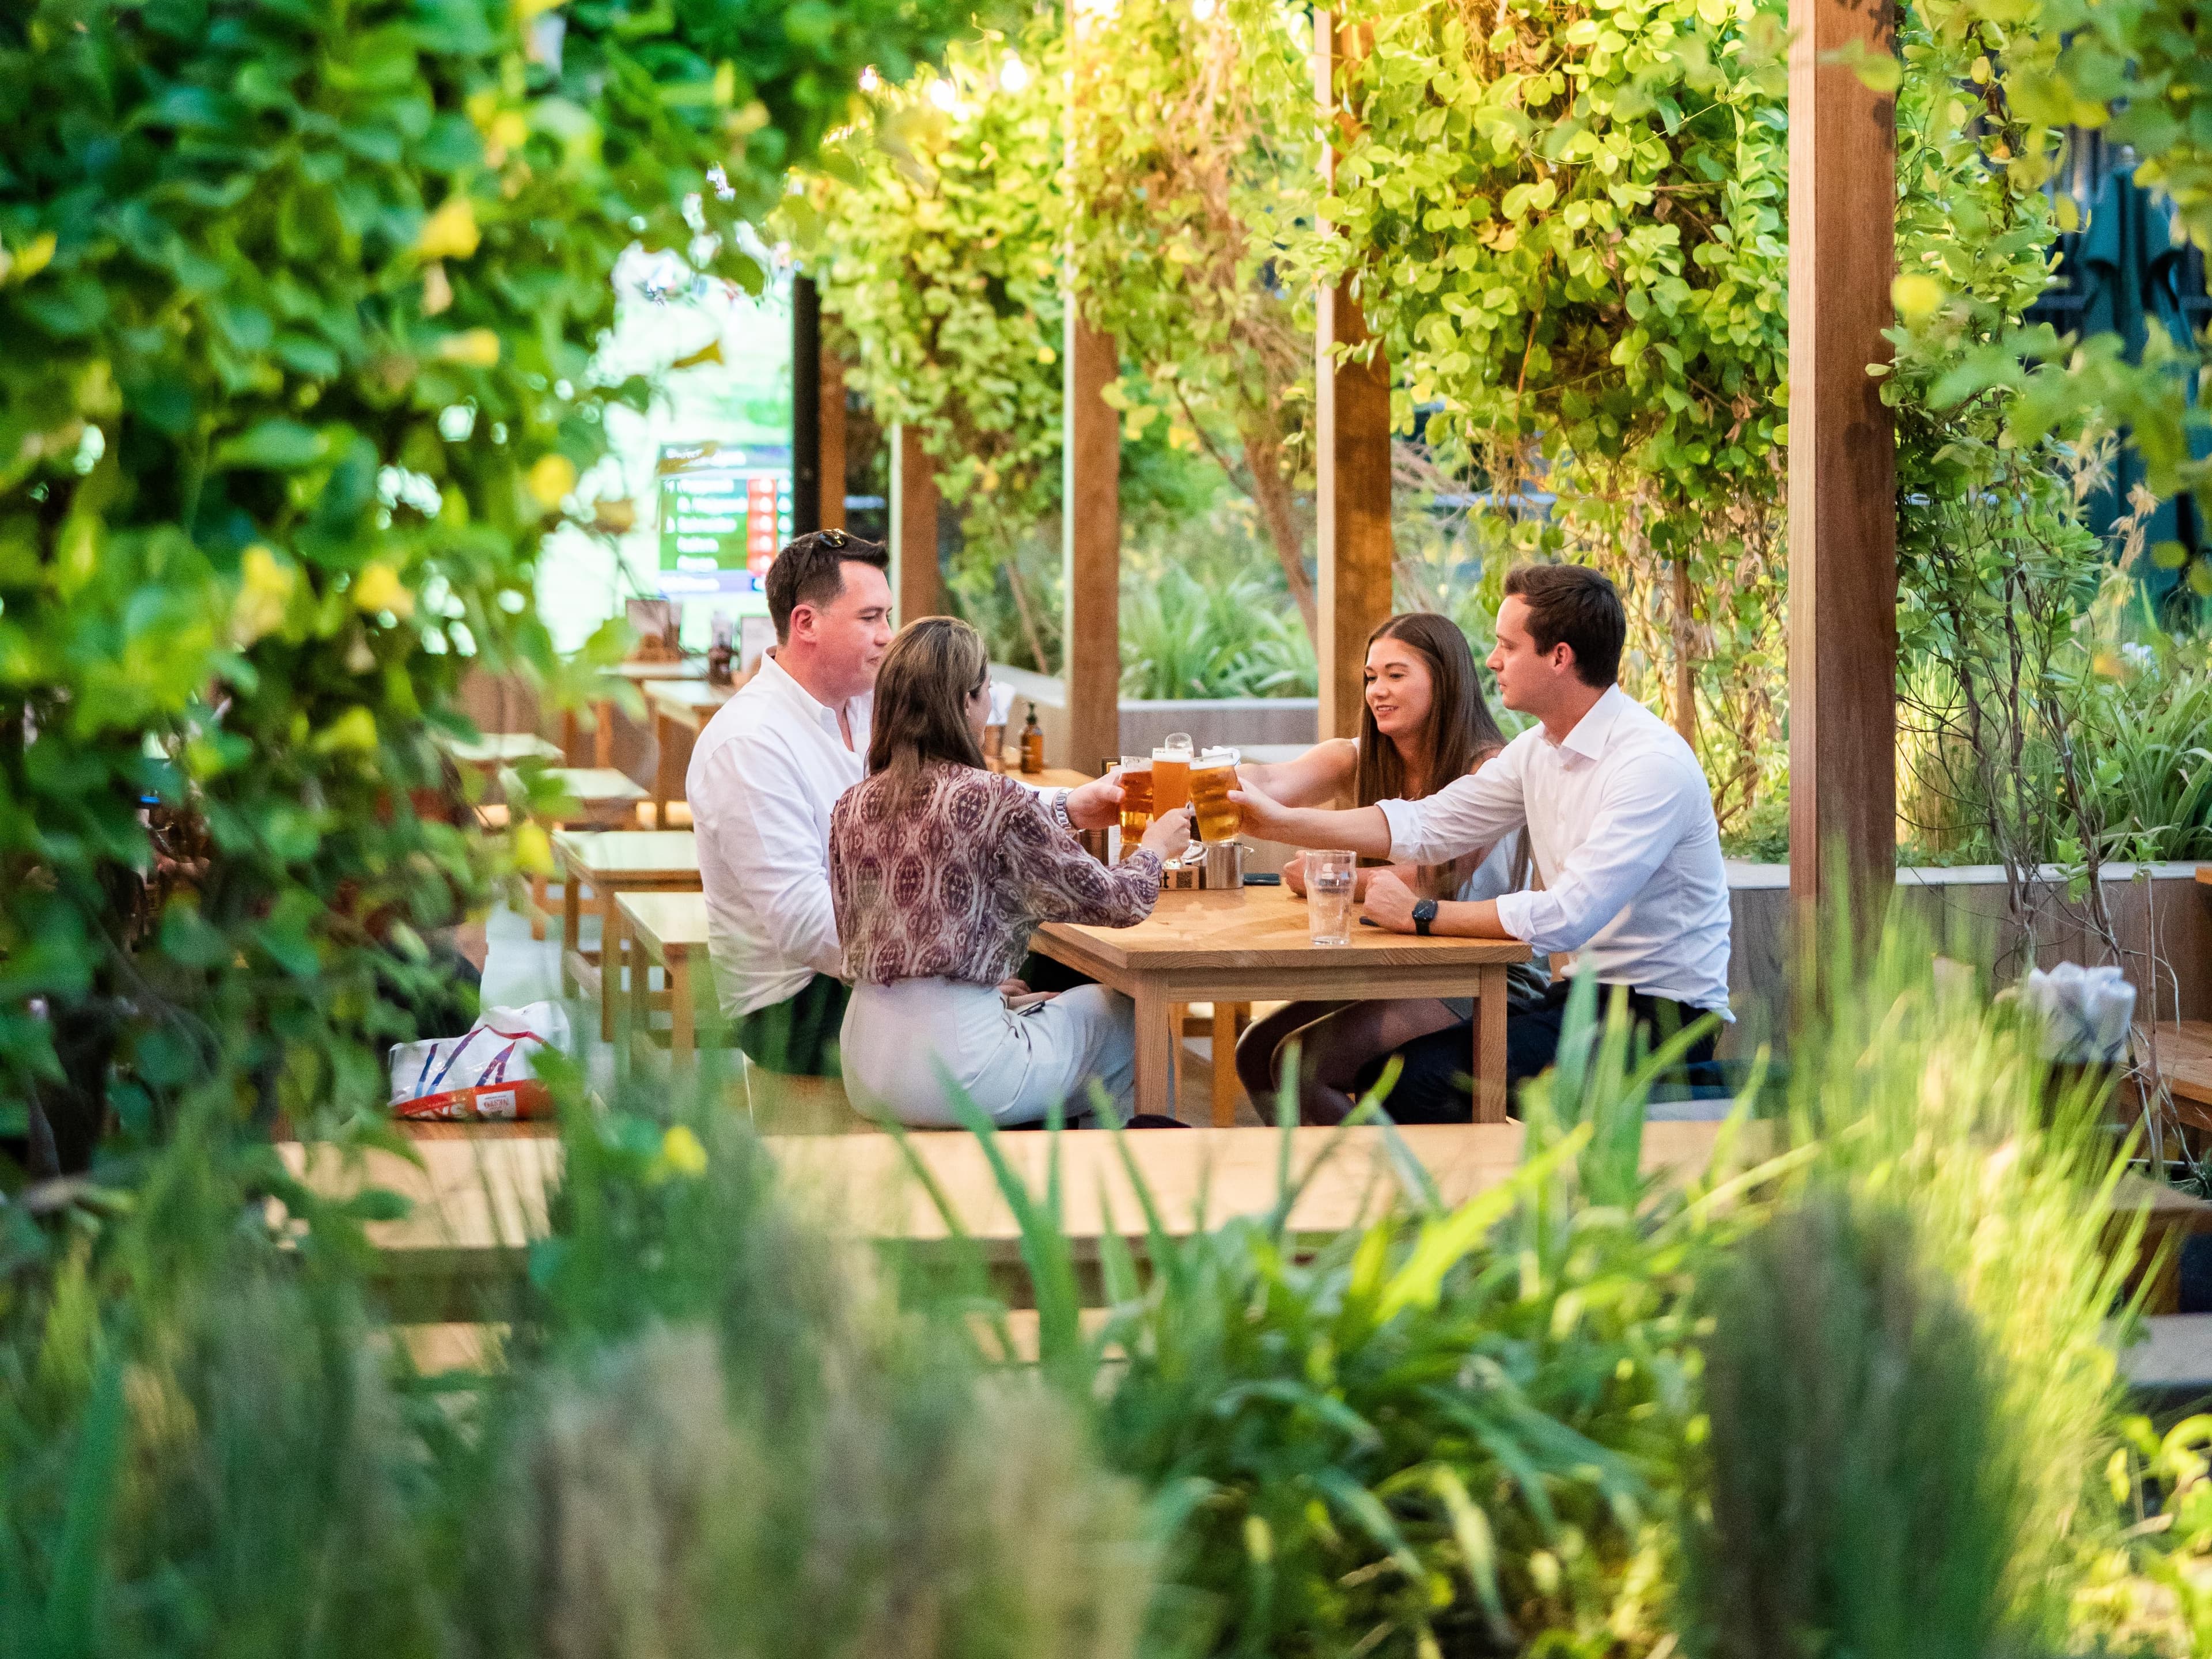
[1139, 804, 1192, 862]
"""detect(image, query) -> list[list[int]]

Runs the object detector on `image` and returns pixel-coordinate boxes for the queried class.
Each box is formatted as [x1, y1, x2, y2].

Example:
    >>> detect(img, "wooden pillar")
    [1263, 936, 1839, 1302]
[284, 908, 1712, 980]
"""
[1314, 13, 1395, 743]
[1063, 313, 1122, 772]
[889, 423, 944, 621]
[791, 276, 822, 537]
[1786, 0, 1897, 919]
[819, 349, 847, 532]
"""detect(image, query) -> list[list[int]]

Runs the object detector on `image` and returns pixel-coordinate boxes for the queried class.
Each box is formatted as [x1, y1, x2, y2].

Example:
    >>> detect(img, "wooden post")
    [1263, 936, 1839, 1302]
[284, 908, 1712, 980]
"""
[1786, 0, 1897, 920]
[791, 275, 822, 537]
[1314, 13, 1395, 743]
[889, 422, 944, 622]
[819, 349, 847, 533]
[1063, 313, 1122, 772]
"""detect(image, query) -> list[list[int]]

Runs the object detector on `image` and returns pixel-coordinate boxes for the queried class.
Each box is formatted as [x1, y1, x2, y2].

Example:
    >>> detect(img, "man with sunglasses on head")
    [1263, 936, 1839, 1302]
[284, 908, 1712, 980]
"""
[685, 529, 1127, 1080]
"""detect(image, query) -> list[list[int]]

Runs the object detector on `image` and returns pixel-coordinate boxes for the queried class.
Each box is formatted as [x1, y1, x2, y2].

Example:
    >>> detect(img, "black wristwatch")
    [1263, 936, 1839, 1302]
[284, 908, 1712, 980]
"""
[1411, 897, 1438, 937]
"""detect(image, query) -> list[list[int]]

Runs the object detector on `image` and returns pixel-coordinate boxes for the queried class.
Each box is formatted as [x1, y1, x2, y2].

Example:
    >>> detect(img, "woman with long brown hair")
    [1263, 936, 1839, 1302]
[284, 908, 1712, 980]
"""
[1232, 612, 1548, 1122]
[830, 616, 1191, 1126]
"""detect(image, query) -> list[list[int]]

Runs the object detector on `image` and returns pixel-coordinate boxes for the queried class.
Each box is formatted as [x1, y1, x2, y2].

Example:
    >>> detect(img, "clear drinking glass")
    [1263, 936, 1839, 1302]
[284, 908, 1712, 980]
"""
[1306, 849, 1357, 946]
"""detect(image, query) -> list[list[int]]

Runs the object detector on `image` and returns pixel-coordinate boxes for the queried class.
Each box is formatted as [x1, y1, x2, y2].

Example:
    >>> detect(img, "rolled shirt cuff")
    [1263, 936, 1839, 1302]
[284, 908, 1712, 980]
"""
[1377, 797, 1425, 862]
[1491, 889, 1536, 943]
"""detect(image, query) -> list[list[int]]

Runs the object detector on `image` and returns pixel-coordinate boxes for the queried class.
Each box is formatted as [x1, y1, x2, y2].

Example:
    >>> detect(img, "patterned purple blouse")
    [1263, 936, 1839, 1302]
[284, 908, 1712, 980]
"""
[830, 764, 1162, 986]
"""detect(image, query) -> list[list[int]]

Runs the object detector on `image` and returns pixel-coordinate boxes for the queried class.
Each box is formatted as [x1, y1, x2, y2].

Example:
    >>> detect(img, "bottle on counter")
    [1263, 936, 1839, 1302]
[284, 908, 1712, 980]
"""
[1019, 702, 1045, 774]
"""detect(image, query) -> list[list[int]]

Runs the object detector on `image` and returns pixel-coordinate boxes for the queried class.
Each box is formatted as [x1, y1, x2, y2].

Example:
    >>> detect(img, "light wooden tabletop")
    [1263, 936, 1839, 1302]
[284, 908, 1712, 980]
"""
[552, 829, 699, 879]
[647, 680, 736, 719]
[617, 888, 711, 952]
[602, 658, 704, 683]
[1039, 885, 1531, 973]
[439, 731, 561, 766]
[541, 766, 647, 804]
[988, 763, 1098, 790]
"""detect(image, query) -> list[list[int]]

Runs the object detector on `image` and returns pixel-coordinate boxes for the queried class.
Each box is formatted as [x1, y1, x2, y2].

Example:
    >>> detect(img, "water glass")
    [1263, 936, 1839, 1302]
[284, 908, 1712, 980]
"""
[1306, 849, 1357, 946]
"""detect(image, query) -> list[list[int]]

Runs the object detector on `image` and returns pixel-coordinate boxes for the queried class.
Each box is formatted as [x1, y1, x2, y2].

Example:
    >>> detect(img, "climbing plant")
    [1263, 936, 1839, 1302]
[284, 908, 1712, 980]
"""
[0, 0, 963, 1164]
[1070, 0, 1321, 637]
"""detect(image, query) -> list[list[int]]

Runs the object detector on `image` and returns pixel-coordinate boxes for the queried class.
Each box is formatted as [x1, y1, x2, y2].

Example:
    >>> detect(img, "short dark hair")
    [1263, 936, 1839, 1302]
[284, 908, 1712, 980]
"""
[765, 528, 889, 643]
[1502, 563, 1624, 687]
[866, 616, 989, 779]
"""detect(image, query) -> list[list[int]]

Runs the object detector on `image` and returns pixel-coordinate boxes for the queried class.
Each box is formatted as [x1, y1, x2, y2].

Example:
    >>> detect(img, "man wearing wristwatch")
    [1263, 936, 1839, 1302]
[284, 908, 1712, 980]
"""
[687, 531, 1123, 1078]
[1232, 563, 1732, 1116]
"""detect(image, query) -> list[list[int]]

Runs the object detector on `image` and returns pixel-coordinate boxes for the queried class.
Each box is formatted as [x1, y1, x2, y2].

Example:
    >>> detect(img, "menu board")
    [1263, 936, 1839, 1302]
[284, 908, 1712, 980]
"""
[654, 441, 792, 601]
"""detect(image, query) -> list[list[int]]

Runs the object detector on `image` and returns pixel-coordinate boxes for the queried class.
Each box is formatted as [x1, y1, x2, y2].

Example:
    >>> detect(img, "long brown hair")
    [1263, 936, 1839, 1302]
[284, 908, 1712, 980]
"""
[1351, 612, 1518, 896]
[867, 616, 989, 781]
[1351, 612, 1509, 805]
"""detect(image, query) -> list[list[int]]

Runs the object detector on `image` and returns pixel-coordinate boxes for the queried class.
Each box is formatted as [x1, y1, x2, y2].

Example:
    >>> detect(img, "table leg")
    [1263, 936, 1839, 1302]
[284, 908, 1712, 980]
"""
[652, 712, 671, 830]
[529, 869, 548, 942]
[628, 934, 652, 1066]
[1475, 963, 1510, 1123]
[561, 865, 582, 996]
[669, 950, 694, 1069]
[1132, 984, 1175, 1122]
[1211, 1002, 1249, 1128]
[560, 708, 580, 766]
[600, 888, 622, 1044]
[593, 697, 613, 770]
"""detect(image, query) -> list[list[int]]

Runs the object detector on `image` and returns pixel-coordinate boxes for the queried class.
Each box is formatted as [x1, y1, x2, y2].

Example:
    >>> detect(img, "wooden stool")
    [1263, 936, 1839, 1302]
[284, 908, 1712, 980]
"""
[1169, 1000, 1252, 1127]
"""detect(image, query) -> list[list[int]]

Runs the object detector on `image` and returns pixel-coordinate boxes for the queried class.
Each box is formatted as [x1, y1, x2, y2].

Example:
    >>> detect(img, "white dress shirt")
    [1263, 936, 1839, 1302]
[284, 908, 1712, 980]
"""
[686, 653, 1073, 1021]
[687, 652, 872, 1020]
[1376, 685, 1732, 1012]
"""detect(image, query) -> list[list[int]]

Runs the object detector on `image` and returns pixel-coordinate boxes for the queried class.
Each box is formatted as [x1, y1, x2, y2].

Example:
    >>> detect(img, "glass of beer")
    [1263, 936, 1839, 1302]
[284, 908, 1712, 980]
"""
[1153, 733, 1194, 815]
[1118, 755, 1154, 842]
[1190, 746, 1241, 842]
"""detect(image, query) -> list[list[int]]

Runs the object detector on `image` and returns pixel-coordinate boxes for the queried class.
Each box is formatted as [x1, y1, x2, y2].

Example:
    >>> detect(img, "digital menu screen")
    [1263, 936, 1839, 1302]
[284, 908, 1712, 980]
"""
[654, 441, 791, 601]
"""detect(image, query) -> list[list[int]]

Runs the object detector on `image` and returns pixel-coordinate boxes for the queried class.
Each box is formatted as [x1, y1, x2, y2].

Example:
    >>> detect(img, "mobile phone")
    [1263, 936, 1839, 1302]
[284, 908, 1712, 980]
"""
[1242, 872, 1282, 887]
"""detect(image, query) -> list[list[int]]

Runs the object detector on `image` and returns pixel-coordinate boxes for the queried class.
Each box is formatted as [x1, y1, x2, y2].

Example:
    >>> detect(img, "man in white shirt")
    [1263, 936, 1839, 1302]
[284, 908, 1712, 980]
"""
[686, 529, 1124, 1077]
[1232, 563, 1731, 1116]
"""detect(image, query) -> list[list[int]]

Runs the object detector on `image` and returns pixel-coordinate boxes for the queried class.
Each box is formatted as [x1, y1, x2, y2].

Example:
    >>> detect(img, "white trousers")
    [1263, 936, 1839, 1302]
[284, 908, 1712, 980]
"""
[841, 977, 1137, 1128]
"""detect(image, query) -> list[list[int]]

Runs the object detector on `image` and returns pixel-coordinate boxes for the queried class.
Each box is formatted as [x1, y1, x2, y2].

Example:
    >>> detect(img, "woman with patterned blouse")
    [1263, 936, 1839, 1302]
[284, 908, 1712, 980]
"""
[830, 618, 1192, 1126]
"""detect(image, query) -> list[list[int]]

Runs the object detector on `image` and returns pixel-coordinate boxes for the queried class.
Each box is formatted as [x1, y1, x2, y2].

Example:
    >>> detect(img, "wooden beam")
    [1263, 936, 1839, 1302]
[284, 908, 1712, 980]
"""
[1063, 313, 1122, 773]
[1786, 0, 1897, 919]
[819, 347, 847, 532]
[889, 422, 944, 622]
[1314, 14, 1395, 744]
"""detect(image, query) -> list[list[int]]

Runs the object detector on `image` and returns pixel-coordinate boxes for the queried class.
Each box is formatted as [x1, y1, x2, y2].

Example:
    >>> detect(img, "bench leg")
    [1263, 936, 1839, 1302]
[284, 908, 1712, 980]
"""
[1211, 1002, 1249, 1128]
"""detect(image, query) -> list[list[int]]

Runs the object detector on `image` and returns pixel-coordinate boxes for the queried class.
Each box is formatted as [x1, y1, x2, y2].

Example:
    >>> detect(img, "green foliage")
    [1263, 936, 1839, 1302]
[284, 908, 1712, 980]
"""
[1118, 540, 1316, 700]
[1679, 1191, 2022, 1659]
[0, 0, 966, 1152]
[0, 1086, 1149, 1659]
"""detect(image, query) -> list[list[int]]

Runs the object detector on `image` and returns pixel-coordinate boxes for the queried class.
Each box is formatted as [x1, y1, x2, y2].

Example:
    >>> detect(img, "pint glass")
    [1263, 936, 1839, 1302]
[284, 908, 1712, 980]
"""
[1189, 747, 1241, 842]
[1306, 850, 1357, 946]
[1152, 732, 1194, 815]
[1118, 755, 1154, 840]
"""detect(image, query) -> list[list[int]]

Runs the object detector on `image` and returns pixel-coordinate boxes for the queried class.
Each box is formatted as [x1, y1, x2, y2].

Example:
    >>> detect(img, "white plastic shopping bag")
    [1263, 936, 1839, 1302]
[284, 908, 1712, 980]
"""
[389, 1001, 571, 1122]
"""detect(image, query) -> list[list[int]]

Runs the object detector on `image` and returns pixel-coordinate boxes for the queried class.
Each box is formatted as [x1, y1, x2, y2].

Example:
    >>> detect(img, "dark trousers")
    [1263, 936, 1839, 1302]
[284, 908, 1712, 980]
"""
[733, 973, 851, 1077]
[1358, 979, 1720, 1123]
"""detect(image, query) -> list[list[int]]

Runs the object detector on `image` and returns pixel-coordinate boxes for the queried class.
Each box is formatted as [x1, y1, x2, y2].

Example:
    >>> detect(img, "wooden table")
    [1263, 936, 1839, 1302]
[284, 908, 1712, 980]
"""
[505, 767, 650, 938]
[1032, 887, 1532, 1124]
[552, 831, 700, 1040]
[647, 679, 736, 828]
[439, 730, 561, 770]
[570, 658, 704, 768]
[617, 889, 715, 1067]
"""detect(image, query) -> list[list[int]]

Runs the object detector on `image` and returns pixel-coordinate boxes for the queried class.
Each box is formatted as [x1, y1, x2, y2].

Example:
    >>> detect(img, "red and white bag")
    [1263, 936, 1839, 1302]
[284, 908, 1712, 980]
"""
[390, 1002, 570, 1122]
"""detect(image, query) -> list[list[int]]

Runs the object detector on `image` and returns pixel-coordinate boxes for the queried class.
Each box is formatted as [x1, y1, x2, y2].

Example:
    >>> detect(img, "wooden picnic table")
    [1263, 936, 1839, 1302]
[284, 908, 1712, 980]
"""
[568, 657, 705, 768]
[1032, 887, 1532, 1124]
[647, 679, 736, 828]
[552, 831, 700, 1040]
[279, 1120, 1751, 1316]
[505, 767, 650, 939]
[617, 889, 715, 1067]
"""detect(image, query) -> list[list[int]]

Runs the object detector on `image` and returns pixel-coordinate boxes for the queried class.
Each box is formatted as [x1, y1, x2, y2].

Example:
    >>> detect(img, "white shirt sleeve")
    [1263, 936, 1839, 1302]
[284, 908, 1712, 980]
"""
[1491, 758, 1695, 955]
[698, 733, 846, 980]
[1376, 742, 1531, 865]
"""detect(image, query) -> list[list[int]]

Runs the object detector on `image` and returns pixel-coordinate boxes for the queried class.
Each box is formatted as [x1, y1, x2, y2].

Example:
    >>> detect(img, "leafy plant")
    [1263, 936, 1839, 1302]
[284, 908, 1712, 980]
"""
[0, 0, 967, 1164]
